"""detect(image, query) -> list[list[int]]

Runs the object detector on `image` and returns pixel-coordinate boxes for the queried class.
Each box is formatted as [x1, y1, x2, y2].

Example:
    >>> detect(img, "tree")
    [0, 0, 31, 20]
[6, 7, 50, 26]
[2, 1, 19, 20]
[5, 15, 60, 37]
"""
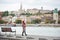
[0, 20, 5, 24]
[21, 13, 25, 15]
[9, 14, 15, 17]
[15, 20, 22, 24]
[21, 13, 32, 16]
[45, 19, 56, 24]
[31, 19, 41, 24]
[58, 20, 60, 24]
[58, 10, 60, 15]
[26, 13, 32, 17]
[2, 11, 9, 17]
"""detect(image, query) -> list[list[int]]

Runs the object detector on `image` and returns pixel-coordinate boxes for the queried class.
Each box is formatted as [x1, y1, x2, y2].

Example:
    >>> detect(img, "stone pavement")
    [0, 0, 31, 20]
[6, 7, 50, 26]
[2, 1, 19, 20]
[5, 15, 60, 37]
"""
[0, 34, 60, 40]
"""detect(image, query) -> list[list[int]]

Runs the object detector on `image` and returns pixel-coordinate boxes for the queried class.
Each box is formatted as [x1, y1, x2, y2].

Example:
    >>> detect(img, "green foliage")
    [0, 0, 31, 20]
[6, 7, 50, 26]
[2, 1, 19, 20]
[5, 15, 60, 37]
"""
[15, 20, 22, 24]
[45, 19, 56, 24]
[0, 20, 5, 24]
[2, 11, 9, 17]
[45, 12, 53, 14]
[58, 10, 60, 15]
[21, 13, 25, 15]
[58, 20, 60, 24]
[21, 13, 32, 16]
[27, 22, 31, 24]
[31, 19, 41, 24]
[9, 14, 15, 17]
[26, 13, 32, 17]
[51, 20, 56, 23]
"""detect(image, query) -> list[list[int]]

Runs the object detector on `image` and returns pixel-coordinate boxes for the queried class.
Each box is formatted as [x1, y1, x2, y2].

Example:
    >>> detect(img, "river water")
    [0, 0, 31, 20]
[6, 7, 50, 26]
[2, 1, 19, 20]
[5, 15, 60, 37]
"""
[0, 26, 60, 37]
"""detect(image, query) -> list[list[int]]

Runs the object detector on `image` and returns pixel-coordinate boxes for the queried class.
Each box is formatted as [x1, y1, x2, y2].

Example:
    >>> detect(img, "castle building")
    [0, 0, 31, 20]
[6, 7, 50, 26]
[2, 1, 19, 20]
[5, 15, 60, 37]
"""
[26, 8, 39, 14]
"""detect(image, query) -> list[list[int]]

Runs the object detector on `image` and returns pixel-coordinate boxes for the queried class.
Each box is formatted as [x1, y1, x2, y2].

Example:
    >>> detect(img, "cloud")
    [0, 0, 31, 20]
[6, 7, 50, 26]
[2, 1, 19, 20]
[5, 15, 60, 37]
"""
[0, 4, 20, 11]
[0, 0, 18, 4]
[0, 0, 60, 11]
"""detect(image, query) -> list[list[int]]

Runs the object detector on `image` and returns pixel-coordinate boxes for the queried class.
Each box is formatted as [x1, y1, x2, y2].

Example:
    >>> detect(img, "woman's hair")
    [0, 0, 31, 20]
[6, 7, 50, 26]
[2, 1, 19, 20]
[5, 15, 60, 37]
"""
[23, 21, 25, 24]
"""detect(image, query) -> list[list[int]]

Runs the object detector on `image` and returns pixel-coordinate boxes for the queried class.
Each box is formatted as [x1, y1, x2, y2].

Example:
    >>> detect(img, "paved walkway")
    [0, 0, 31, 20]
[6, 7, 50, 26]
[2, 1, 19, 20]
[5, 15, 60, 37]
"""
[0, 34, 60, 40]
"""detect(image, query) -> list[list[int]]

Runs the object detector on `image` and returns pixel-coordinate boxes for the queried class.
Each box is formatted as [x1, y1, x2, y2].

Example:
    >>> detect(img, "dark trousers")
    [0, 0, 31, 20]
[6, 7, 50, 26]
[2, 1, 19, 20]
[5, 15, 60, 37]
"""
[22, 28, 27, 36]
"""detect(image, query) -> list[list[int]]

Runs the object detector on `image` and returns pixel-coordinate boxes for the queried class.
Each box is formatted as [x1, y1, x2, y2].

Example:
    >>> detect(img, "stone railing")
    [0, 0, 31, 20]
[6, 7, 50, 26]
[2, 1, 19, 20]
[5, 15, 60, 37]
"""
[0, 24, 60, 27]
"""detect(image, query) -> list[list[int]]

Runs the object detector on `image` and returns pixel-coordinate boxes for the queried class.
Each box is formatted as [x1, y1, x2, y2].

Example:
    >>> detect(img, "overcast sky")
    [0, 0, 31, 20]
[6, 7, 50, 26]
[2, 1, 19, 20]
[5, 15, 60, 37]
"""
[0, 0, 60, 11]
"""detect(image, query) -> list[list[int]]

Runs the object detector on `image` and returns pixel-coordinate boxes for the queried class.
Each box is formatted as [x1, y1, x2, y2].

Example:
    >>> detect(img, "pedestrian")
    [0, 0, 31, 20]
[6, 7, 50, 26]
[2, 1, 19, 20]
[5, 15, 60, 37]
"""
[22, 20, 27, 36]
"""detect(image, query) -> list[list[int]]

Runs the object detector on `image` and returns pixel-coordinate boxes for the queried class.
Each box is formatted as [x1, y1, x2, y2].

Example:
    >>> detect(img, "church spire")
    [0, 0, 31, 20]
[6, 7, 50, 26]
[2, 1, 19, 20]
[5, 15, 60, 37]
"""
[19, 2, 22, 14]
[20, 2, 22, 11]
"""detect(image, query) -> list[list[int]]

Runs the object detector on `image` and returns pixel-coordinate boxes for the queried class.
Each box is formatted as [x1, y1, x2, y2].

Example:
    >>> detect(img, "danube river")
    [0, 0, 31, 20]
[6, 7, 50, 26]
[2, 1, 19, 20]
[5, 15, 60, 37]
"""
[0, 26, 60, 37]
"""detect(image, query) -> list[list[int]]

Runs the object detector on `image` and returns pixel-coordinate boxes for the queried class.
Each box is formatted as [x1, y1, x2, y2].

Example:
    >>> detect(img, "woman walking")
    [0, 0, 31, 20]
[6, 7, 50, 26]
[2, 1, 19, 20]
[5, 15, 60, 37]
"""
[22, 20, 27, 36]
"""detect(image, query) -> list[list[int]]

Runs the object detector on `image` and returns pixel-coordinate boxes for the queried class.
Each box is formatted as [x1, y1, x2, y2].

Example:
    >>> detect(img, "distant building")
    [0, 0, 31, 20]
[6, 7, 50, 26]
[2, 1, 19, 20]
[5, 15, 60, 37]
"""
[26, 8, 39, 14]
[0, 12, 3, 20]
[26, 7, 52, 14]
[40, 10, 52, 14]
